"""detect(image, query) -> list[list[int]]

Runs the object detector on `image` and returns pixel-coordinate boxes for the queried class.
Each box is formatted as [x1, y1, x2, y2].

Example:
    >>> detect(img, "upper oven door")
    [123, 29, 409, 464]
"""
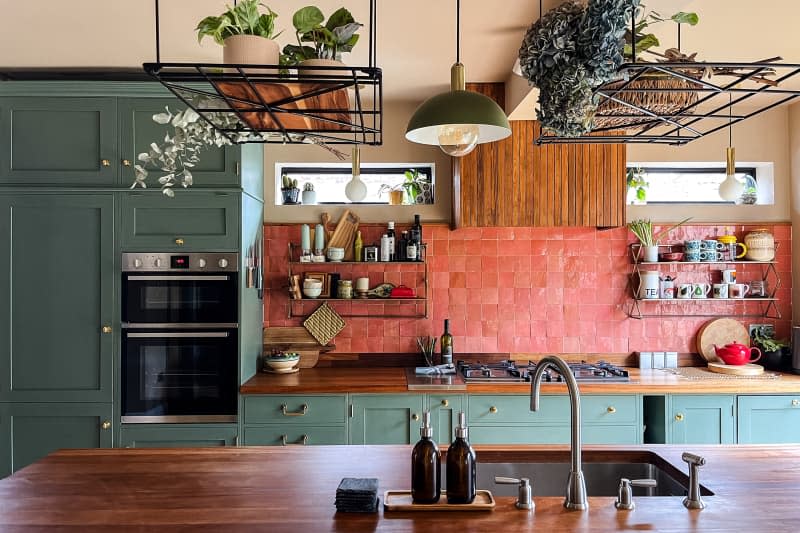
[122, 273, 238, 325]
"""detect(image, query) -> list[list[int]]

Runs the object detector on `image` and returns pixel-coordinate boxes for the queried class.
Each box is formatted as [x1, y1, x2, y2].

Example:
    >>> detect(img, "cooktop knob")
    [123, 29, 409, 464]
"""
[154, 258, 163, 268]
[198, 258, 207, 268]
[133, 258, 143, 268]
[218, 258, 229, 268]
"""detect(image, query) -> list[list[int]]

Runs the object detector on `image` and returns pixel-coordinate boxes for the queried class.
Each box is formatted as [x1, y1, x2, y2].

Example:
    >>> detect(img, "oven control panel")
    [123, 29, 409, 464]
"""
[122, 252, 239, 272]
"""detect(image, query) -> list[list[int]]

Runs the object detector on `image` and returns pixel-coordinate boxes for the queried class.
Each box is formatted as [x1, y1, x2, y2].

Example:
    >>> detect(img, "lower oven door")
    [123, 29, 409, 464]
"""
[122, 330, 238, 423]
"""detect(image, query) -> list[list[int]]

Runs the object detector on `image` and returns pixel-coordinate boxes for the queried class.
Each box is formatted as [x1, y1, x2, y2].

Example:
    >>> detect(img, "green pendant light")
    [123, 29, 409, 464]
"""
[405, 0, 511, 156]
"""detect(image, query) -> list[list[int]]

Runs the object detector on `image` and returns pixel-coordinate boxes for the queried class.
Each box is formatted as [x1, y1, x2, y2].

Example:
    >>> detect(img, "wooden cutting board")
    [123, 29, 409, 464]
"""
[707, 362, 765, 376]
[262, 327, 333, 368]
[696, 318, 750, 363]
[324, 210, 360, 260]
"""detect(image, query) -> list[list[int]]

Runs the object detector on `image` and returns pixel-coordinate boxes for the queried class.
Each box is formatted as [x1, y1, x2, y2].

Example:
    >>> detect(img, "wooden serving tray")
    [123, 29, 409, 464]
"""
[707, 362, 765, 376]
[383, 490, 495, 511]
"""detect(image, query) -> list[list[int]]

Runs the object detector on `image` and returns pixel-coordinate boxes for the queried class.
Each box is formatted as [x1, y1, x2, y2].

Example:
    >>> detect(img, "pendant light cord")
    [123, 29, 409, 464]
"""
[729, 92, 732, 147]
[456, 0, 461, 63]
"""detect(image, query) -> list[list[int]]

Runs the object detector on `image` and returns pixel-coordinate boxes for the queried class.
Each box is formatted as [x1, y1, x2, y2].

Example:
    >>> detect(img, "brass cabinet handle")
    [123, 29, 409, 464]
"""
[675, 413, 685, 422]
[101, 159, 111, 167]
[489, 406, 498, 414]
[411, 413, 419, 421]
[101, 420, 111, 430]
[102, 326, 112, 334]
[281, 434, 308, 446]
[792, 399, 799, 407]
[175, 238, 184, 246]
[281, 403, 308, 416]
[441, 399, 449, 407]
[607, 406, 616, 414]
[122, 159, 132, 166]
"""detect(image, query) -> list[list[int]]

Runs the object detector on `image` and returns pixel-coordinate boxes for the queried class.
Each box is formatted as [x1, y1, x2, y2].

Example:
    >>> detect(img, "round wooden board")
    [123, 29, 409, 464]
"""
[707, 362, 765, 376]
[696, 318, 750, 363]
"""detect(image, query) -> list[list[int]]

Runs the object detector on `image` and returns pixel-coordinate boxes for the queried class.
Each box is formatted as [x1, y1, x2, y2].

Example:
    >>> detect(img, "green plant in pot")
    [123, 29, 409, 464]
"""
[626, 166, 648, 204]
[281, 6, 362, 71]
[628, 217, 691, 262]
[752, 326, 790, 371]
[401, 169, 433, 204]
[281, 175, 300, 204]
[196, 0, 283, 65]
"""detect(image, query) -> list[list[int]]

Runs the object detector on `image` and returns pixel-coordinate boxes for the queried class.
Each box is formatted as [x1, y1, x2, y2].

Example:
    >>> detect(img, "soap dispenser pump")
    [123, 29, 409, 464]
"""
[411, 410, 441, 503]
[446, 411, 477, 504]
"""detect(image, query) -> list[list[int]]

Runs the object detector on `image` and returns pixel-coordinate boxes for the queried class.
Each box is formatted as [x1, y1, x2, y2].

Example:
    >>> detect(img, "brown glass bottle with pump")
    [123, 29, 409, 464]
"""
[446, 411, 476, 504]
[411, 411, 441, 503]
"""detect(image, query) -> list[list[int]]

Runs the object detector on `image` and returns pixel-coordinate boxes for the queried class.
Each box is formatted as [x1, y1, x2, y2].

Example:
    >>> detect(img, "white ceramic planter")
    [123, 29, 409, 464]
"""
[643, 245, 660, 262]
[223, 35, 279, 70]
[302, 190, 317, 205]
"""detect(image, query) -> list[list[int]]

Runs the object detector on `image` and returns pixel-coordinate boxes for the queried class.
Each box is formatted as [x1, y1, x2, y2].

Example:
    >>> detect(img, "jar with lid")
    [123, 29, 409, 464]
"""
[337, 280, 353, 299]
[744, 228, 775, 261]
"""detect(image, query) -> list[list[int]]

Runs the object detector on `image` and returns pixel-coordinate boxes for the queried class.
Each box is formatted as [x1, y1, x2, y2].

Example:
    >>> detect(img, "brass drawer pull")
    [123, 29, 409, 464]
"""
[122, 159, 132, 166]
[489, 406, 498, 414]
[411, 413, 419, 421]
[281, 403, 308, 416]
[675, 413, 685, 422]
[281, 434, 308, 446]
[102, 325, 112, 334]
[101, 420, 111, 430]
[101, 159, 111, 167]
[175, 238, 184, 246]
[441, 399, 449, 407]
[792, 399, 799, 407]
[607, 406, 616, 414]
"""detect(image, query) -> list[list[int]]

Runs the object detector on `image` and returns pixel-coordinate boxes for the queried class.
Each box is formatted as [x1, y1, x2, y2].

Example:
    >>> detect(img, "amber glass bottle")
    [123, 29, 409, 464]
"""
[446, 412, 476, 504]
[411, 411, 441, 503]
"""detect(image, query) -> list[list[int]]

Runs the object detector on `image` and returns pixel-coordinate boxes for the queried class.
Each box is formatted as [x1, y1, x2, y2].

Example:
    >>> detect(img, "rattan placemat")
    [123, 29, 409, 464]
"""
[303, 301, 345, 346]
[661, 367, 781, 380]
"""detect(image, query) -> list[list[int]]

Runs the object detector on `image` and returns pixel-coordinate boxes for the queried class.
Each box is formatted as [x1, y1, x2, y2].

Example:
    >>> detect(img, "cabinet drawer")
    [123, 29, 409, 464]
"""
[583, 425, 641, 444]
[470, 425, 570, 444]
[121, 192, 239, 251]
[582, 395, 638, 424]
[242, 395, 347, 425]
[118, 424, 237, 448]
[468, 395, 569, 424]
[243, 425, 347, 446]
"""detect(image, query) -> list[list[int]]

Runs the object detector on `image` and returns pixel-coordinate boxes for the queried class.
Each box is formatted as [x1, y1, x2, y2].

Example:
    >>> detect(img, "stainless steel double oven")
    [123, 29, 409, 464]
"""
[121, 252, 238, 423]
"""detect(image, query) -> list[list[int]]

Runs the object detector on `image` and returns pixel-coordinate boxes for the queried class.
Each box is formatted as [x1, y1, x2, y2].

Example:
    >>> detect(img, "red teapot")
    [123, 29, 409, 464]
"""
[713, 341, 761, 365]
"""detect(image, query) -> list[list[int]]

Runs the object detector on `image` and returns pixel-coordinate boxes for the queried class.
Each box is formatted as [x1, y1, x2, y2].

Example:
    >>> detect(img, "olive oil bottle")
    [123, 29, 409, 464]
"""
[411, 411, 441, 503]
[446, 412, 476, 504]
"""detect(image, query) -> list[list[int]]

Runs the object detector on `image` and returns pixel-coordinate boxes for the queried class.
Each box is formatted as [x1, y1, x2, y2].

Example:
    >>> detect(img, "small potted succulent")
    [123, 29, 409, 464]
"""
[196, 0, 283, 66]
[301, 182, 317, 205]
[281, 6, 362, 75]
[752, 326, 790, 371]
[281, 175, 301, 204]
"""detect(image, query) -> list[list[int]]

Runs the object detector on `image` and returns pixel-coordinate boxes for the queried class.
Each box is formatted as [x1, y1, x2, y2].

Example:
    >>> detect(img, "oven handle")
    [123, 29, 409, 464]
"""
[125, 275, 231, 281]
[126, 332, 230, 338]
[122, 323, 239, 329]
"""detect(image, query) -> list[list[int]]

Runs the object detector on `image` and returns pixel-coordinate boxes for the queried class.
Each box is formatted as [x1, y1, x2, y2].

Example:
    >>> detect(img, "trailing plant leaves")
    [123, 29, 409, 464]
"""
[293, 6, 325, 34]
[195, 1, 280, 43]
[333, 22, 362, 45]
[326, 7, 356, 32]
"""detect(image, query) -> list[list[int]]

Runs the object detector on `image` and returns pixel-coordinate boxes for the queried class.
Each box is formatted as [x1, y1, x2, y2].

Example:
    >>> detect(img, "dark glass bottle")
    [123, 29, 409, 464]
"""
[387, 221, 396, 262]
[440, 319, 453, 366]
[411, 411, 441, 504]
[446, 412, 476, 504]
[397, 231, 408, 261]
[409, 214, 423, 261]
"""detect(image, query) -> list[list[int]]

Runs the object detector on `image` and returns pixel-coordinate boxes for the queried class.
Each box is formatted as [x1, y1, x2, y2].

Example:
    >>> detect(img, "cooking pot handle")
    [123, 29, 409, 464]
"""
[749, 347, 762, 363]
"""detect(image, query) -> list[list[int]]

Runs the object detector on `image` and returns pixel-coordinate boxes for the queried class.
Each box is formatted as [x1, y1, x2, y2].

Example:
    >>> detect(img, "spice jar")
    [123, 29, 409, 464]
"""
[337, 280, 353, 299]
[744, 228, 775, 261]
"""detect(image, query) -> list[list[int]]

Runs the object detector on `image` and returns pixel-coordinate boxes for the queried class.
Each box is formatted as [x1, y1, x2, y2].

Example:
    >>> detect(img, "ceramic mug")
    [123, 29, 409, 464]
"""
[701, 239, 725, 252]
[729, 283, 750, 299]
[685, 250, 702, 262]
[700, 250, 723, 262]
[638, 271, 660, 300]
[685, 240, 702, 252]
[712, 283, 729, 299]
[721, 269, 737, 284]
[677, 283, 694, 299]
[692, 283, 711, 299]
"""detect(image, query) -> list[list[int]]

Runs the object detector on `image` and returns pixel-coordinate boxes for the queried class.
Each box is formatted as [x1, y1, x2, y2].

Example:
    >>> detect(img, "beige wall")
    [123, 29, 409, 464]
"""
[789, 103, 800, 325]
[264, 101, 452, 224]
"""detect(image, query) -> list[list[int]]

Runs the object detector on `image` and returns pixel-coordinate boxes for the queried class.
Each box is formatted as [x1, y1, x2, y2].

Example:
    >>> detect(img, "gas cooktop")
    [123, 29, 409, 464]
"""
[457, 360, 630, 383]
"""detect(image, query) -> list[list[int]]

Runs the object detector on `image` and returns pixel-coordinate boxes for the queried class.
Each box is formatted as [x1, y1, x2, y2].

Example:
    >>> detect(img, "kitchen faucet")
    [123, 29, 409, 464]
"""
[530, 355, 588, 510]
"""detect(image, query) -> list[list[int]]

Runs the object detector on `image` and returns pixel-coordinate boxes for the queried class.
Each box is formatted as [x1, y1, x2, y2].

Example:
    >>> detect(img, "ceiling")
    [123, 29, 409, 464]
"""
[1, 0, 799, 107]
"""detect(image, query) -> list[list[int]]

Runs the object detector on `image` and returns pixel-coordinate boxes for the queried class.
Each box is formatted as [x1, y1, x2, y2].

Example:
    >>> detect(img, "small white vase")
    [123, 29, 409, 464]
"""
[223, 35, 279, 73]
[643, 245, 660, 262]
[302, 190, 317, 205]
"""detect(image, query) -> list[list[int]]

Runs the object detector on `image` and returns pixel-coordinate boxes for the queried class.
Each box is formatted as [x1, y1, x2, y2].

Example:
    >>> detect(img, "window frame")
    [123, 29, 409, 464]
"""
[629, 165, 758, 205]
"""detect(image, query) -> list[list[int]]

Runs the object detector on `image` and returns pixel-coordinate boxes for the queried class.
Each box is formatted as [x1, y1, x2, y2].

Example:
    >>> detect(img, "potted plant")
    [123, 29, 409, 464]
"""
[752, 326, 790, 371]
[302, 182, 317, 205]
[626, 166, 648, 204]
[377, 183, 405, 205]
[401, 169, 433, 204]
[196, 0, 283, 66]
[281, 175, 301, 204]
[281, 6, 362, 75]
[628, 217, 691, 262]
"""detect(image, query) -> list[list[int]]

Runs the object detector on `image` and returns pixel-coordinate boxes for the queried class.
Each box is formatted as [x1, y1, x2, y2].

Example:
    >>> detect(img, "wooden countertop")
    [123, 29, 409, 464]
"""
[240, 366, 800, 394]
[1, 444, 798, 531]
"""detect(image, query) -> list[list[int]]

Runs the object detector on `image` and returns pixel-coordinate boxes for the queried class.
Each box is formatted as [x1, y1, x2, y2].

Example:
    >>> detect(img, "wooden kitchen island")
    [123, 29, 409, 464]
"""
[1, 444, 798, 531]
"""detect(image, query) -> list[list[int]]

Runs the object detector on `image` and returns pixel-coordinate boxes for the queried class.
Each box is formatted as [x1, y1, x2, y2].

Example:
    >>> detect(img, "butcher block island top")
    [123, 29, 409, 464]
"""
[1, 445, 799, 531]
[240, 366, 800, 394]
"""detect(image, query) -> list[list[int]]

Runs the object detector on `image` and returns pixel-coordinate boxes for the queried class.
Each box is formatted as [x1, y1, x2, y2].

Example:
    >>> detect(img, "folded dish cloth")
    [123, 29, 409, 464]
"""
[335, 478, 379, 513]
[415, 364, 455, 375]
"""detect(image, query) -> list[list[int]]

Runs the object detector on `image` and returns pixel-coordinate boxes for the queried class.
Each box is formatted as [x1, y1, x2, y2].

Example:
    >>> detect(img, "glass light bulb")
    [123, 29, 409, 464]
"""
[719, 173, 745, 201]
[345, 174, 367, 202]
[438, 124, 480, 157]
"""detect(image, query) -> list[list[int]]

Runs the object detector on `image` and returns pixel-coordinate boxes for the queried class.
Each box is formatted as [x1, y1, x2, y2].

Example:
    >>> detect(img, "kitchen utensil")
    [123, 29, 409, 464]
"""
[638, 271, 660, 299]
[707, 362, 765, 376]
[263, 327, 331, 367]
[696, 318, 750, 363]
[303, 286, 322, 298]
[713, 342, 761, 365]
[324, 210, 360, 261]
[368, 282, 395, 298]
[749, 279, 767, 297]
[264, 353, 300, 371]
[744, 228, 775, 261]
[327, 247, 345, 262]
[659, 252, 684, 262]
[692, 283, 711, 298]
[383, 490, 495, 511]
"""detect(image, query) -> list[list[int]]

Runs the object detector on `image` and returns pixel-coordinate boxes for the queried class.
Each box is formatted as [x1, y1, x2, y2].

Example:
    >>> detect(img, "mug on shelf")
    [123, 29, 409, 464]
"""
[700, 250, 723, 262]
[692, 283, 712, 299]
[749, 279, 767, 298]
[677, 283, 694, 299]
[712, 283, 729, 299]
[729, 283, 750, 299]
[721, 269, 737, 284]
[685, 240, 702, 252]
[685, 250, 702, 262]
[701, 239, 725, 251]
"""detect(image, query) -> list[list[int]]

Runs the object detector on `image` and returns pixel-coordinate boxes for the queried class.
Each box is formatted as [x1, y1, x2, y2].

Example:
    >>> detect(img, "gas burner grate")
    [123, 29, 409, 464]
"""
[457, 359, 629, 383]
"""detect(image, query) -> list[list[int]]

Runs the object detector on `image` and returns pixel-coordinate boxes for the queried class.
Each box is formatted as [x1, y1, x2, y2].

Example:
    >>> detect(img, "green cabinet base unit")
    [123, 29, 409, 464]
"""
[427, 394, 465, 445]
[349, 394, 424, 445]
[242, 395, 347, 425]
[669, 395, 735, 445]
[243, 425, 347, 446]
[738, 395, 800, 444]
[119, 424, 238, 448]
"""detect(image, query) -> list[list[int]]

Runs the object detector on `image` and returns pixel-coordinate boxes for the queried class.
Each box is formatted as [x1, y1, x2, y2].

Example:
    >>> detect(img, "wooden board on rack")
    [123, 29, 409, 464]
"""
[324, 210, 360, 260]
[696, 318, 750, 363]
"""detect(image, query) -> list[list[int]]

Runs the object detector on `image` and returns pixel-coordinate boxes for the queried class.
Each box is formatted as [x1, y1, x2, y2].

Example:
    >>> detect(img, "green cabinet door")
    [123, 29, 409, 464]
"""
[349, 394, 424, 445]
[118, 98, 240, 189]
[427, 394, 464, 445]
[0, 97, 117, 185]
[0, 402, 112, 477]
[119, 424, 238, 448]
[738, 395, 800, 444]
[0, 193, 114, 402]
[670, 395, 735, 444]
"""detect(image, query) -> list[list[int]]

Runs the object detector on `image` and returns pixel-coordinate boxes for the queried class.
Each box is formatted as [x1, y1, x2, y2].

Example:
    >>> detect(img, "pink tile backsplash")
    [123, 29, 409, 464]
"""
[264, 223, 792, 354]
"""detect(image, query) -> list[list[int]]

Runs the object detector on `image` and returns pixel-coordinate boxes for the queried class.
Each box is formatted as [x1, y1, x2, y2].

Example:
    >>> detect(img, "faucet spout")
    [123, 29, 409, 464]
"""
[530, 356, 588, 510]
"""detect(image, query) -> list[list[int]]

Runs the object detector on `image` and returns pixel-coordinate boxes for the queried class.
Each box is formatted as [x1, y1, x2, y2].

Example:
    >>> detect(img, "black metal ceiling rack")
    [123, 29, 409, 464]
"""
[143, 0, 382, 146]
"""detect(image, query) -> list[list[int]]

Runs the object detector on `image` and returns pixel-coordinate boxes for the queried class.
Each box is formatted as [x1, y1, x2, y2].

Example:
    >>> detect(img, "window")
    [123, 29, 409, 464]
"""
[275, 163, 435, 205]
[627, 166, 758, 204]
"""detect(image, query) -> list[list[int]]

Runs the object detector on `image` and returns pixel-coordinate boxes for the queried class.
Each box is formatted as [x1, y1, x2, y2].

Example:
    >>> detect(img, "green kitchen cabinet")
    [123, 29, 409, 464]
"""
[0, 97, 118, 185]
[242, 395, 347, 425]
[669, 395, 735, 444]
[120, 191, 240, 251]
[0, 402, 113, 477]
[737, 395, 800, 444]
[243, 425, 348, 446]
[349, 394, 425, 445]
[118, 98, 240, 189]
[119, 424, 238, 448]
[0, 193, 114, 403]
[427, 394, 464, 445]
